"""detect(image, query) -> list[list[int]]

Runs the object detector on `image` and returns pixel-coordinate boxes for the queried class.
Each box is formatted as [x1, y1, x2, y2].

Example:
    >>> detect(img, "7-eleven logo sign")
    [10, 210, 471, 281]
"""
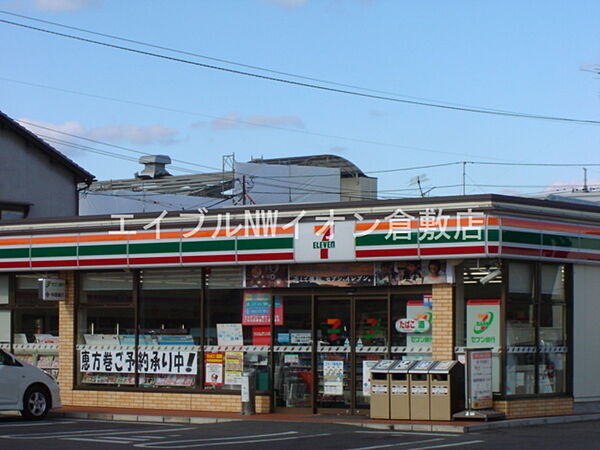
[296, 222, 354, 263]
[313, 225, 336, 259]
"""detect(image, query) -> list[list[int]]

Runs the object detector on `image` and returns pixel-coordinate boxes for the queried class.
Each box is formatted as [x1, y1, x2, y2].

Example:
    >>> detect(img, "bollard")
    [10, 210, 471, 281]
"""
[241, 370, 256, 415]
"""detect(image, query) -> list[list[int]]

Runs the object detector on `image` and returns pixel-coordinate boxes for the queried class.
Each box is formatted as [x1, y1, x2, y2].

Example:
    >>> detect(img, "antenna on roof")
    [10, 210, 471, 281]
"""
[410, 174, 432, 197]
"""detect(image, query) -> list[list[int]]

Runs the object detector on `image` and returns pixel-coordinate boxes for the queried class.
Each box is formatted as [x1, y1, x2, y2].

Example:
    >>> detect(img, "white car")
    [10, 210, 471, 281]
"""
[0, 349, 61, 419]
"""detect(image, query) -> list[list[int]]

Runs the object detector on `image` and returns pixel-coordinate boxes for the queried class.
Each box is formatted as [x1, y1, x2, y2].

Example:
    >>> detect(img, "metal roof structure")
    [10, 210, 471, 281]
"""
[0, 110, 95, 184]
[249, 154, 368, 177]
[89, 172, 234, 197]
[89, 154, 369, 199]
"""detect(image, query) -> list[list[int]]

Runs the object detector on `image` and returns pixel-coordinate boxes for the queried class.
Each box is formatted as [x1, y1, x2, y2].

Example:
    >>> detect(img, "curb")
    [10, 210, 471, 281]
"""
[48, 411, 600, 434]
[51, 411, 240, 425]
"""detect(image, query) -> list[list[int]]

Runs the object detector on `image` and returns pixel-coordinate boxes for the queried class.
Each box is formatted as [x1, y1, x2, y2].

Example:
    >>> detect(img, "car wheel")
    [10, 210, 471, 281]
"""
[21, 386, 50, 420]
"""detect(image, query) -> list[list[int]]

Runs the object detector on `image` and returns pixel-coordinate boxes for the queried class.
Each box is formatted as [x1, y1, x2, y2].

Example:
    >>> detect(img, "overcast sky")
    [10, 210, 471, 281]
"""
[1, 0, 599, 198]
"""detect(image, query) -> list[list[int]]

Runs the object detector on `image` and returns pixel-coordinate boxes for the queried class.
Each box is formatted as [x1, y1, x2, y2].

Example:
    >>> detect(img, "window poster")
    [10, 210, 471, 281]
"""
[375, 260, 449, 285]
[466, 299, 501, 349]
[205, 352, 224, 386]
[289, 263, 374, 287]
[245, 265, 289, 288]
[224, 351, 244, 385]
[252, 326, 271, 345]
[79, 349, 198, 375]
[323, 360, 344, 395]
[242, 291, 284, 326]
[405, 300, 433, 349]
[217, 323, 243, 346]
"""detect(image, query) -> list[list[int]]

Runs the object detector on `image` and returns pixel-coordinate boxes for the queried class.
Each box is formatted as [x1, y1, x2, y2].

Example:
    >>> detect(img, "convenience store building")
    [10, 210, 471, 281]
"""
[1, 193, 599, 419]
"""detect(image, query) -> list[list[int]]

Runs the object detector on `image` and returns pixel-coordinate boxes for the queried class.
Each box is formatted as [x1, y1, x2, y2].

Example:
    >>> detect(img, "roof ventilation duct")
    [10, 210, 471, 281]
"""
[136, 155, 172, 179]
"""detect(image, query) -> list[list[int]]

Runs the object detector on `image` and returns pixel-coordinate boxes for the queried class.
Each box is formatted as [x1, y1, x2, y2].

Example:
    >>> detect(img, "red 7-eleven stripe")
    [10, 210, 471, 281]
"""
[321, 226, 332, 259]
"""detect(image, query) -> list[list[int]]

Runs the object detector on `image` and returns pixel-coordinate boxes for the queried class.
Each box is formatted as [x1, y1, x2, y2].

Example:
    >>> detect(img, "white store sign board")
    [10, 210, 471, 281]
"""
[468, 349, 493, 410]
[39, 278, 66, 301]
[295, 221, 356, 263]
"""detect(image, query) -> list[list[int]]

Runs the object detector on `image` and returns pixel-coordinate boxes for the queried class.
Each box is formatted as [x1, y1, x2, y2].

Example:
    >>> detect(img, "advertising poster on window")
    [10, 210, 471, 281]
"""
[245, 264, 289, 288]
[375, 261, 449, 286]
[224, 351, 244, 385]
[251, 326, 271, 345]
[217, 323, 243, 346]
[323, 360, 344, 395]
[205, 352, 224, 386]
[466, 299, 501, 348]
[79, 349, 197, 374]
[289, 263, 374, 287]
[404, 300, 433, 349]
[242, 291, 283, 325]
[468, 349, 493, 409]
[467, 299, 501, 393]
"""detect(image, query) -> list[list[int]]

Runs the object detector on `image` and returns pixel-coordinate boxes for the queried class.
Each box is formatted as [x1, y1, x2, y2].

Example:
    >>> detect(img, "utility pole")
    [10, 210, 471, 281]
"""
[462, 161, 466, 196]
[242, 175, 246, 205]
[583, 167, 589, 192]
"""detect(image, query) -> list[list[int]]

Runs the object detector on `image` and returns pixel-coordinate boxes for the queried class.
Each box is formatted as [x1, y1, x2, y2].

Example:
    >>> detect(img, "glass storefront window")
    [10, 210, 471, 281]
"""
[11, 274, 60, 378]
[506, 262, 536, 395]
[316, 298, 351, 410]
[355, 299, 387, 410]
[204, 289, 270, 392]
[273, 295, 312, 409]
[77, 271, 135, 386]
[391, 294, 432, 358]
[505, 262, 569, 396]
[539, 264, 567, 395]
[0, 275, 10, 348]
[138, 269, 202, 389]
[456, 260, 503, 392]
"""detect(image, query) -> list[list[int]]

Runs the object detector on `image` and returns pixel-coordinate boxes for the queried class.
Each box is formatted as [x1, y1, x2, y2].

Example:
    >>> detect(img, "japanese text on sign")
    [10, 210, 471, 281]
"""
[79, 349, 197, 375]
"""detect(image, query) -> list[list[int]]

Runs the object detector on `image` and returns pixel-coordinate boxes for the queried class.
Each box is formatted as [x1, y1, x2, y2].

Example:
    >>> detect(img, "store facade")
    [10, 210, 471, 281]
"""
[0, 194, 598, 418]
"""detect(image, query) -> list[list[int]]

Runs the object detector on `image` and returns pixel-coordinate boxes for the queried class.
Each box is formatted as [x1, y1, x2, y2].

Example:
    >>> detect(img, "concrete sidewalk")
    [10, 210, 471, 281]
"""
[49, 406, 600, 433]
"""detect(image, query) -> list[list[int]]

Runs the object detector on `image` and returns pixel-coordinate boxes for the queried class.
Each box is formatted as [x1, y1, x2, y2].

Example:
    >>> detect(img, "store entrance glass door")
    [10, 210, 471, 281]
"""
[273, 295, 313, 412]
[316, 296, 387, 414]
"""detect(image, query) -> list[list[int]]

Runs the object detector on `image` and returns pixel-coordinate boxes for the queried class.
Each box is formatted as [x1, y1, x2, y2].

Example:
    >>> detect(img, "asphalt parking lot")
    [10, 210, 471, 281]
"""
[0, 415, 599, 449]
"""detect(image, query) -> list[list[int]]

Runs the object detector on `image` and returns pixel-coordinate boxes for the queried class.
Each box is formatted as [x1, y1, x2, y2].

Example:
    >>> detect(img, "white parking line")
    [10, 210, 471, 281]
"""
[135, 431, 297, 448]
[64, 437, 139, 444]
[348, 438, 443, 450]
[0, 428, 125, 438]
[72, 418, 190, 426]
[0, 420, 76, 428]
[135, 431, 332, 449]
[0, 426, 197, 440]
[408, 440, 484, 449]
[356, 430, 460, 437]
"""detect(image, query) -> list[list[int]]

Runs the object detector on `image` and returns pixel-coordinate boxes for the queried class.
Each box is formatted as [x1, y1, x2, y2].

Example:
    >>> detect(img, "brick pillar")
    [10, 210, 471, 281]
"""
[58, 270, 75, 404]
[431, 283, 454, 360]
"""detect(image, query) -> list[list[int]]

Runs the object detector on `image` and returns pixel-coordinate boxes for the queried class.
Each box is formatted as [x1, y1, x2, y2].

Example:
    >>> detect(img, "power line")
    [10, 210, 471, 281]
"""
[0, 9, 561, 114]
[1, 76, 496, 161]
[39, 135, 197, 174]
[2, 17, 600, 126]
[22, 119, 600, 179]
[16, 119, 220, 172]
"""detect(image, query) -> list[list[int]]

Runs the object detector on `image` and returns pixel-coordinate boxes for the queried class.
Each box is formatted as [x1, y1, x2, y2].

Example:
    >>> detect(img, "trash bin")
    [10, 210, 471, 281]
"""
[429, 360, 465, 421]
[389, 360, 417, 420]
[369, 360, 396, 419]
[241, 370, 256, 415]
[409, 360, 437, 420]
